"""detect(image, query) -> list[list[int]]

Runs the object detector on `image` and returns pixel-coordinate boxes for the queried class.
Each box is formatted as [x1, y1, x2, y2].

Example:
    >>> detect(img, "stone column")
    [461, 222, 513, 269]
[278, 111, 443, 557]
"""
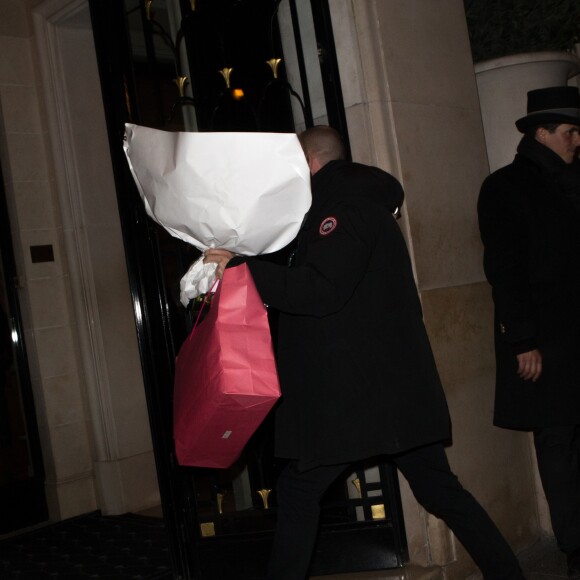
[0, 0, 159, 520]
[0, 0, 97, 519]
[329, 0, 539, 574]
[31, 0, 159, 516]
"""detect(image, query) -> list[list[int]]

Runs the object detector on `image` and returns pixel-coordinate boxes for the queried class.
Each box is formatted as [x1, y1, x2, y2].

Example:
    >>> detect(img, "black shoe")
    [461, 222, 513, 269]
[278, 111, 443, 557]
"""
[567, 548, 580, 579]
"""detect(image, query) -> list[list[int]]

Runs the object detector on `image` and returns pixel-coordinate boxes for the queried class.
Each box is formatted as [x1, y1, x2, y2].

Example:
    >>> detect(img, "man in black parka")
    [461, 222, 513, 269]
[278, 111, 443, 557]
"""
[478, 86, 580, 578]
[207, 126, 523, 580]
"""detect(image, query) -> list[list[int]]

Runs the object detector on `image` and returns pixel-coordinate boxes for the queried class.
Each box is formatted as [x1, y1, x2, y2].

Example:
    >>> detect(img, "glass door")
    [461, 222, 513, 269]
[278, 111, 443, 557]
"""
[0, 163, 48, 534]
[89, 1, 407, 577]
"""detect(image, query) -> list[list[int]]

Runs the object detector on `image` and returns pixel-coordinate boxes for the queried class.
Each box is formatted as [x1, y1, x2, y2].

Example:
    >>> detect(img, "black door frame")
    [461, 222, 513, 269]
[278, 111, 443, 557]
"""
[89, 3, 202, 574]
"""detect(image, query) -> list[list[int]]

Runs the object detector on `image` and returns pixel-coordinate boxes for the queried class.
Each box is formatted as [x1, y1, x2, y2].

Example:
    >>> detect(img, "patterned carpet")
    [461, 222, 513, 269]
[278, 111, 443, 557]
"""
[0, 511, 172, 579]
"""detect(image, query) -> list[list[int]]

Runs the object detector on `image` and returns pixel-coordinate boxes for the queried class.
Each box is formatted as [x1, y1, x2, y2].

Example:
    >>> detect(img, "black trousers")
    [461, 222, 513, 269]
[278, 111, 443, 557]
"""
[267, 443, 523, 580]
[533, 424, 580, 555]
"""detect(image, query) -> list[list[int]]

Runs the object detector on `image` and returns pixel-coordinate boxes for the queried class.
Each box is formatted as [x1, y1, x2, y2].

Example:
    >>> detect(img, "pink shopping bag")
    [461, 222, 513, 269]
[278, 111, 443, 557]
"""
[173, 263, 281, 468]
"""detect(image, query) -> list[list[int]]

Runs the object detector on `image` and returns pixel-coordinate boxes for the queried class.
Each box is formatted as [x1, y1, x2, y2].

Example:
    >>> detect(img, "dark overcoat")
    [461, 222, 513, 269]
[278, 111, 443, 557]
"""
[478, 136, 580, 430]
[247, 159, 450, 470]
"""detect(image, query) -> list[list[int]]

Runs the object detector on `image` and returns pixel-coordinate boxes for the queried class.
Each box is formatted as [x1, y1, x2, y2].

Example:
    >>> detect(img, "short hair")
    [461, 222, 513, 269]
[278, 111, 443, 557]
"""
[526, 123, 561, 138]
[298, 125, 346, 167]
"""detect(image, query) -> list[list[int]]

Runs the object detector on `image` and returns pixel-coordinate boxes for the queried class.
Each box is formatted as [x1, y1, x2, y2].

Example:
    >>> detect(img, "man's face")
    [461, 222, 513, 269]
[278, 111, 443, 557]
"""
[537, 124, 580, 164]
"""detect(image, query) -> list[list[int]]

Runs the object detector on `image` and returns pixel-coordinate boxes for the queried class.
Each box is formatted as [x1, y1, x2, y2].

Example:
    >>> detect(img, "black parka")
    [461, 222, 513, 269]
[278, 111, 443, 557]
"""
[478, 136, 580, 430]
[246, 160, 450, 470]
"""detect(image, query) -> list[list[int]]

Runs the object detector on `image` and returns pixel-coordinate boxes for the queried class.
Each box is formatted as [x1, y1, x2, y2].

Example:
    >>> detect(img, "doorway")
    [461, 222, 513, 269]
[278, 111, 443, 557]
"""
[89, 0, 408, 577]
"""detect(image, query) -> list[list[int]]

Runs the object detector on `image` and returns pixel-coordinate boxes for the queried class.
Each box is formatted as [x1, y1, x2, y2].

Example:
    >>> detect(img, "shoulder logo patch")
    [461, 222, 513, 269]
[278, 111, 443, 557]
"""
[319, 216, 338, 236]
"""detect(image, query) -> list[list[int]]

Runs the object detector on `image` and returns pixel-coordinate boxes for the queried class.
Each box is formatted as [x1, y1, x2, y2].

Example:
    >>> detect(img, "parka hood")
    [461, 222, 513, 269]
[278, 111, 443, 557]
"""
[312, 159, 404, 215]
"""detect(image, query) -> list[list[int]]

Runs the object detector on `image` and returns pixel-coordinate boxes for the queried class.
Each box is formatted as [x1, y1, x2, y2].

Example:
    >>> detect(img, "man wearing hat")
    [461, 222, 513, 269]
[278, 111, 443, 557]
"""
[478, 86, 580, 577]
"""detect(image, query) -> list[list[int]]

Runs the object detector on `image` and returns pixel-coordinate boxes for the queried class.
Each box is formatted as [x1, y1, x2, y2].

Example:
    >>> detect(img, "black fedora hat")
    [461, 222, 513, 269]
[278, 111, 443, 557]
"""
[515, 86, 580, 133]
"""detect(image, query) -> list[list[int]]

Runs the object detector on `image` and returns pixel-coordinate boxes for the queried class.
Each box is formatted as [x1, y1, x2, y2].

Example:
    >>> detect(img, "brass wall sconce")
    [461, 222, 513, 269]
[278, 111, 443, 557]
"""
[219, 67, 234, 89]
[257, 488, 272, 509]
[174, 76, 189, 98]
[266, 58, 282, 79]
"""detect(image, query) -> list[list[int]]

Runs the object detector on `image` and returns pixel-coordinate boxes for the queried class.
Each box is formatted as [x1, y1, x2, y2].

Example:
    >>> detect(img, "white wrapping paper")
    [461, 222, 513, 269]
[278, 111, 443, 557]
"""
[123, 124, 311, 304]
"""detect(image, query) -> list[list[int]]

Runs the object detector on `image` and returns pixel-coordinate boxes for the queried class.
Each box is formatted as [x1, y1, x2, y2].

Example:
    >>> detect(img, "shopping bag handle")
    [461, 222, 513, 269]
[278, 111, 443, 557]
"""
[192, 278, 220, 332]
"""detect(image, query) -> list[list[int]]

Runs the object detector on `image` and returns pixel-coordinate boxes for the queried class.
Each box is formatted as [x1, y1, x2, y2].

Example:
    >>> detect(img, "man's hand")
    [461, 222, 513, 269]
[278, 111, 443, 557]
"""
[204, 249, 235, 280]
[516, 349, 542, 382]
